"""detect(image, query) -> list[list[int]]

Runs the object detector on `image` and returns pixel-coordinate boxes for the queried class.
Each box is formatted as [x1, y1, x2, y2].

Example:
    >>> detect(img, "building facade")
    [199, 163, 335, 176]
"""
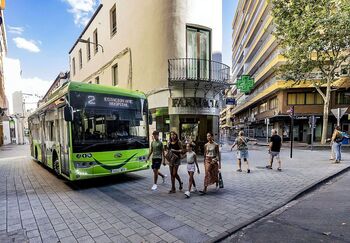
[230, 0, 350, 142]
[69, 0, 229, 147]
[0, 9, 7, 146]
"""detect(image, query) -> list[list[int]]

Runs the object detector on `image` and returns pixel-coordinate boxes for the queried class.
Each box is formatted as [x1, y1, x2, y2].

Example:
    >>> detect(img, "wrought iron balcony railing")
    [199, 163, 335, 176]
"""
[168, 58, 230, 85]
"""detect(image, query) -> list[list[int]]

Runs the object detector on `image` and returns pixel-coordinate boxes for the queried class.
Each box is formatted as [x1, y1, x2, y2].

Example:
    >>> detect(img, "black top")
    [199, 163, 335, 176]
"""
[270, 135, 282, 152]
[168, 141, 181, 156]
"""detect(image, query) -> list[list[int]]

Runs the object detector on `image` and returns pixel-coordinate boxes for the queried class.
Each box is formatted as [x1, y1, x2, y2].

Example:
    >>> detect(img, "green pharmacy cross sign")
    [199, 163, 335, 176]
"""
[237, 75, 254, 94]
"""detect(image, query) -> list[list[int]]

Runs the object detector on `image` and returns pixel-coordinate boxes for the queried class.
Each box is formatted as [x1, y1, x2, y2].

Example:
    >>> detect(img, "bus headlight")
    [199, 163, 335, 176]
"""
[74, 161, 96, 168]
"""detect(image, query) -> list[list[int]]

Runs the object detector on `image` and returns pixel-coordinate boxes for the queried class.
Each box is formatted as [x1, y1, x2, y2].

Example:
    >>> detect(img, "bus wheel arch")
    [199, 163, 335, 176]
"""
[52, 150, 60, 175]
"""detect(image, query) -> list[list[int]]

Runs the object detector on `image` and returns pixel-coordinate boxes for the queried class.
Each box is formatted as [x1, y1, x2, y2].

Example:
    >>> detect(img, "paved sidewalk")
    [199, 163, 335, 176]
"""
[222, 170, 350, 242]
[0, 144, 349, 243]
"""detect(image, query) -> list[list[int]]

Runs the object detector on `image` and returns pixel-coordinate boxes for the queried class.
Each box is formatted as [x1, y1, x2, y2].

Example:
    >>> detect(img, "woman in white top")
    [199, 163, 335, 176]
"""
[183, 143, 200, 198]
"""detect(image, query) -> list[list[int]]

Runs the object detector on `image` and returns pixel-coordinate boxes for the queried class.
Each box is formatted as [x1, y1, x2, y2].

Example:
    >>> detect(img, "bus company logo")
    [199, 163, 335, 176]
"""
[114, 153, 122, 158]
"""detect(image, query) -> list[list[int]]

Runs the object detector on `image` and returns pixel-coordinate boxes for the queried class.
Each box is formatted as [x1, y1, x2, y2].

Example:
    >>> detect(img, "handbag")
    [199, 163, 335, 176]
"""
[218, 172, 224, 188]
[165, 150, 179, 163]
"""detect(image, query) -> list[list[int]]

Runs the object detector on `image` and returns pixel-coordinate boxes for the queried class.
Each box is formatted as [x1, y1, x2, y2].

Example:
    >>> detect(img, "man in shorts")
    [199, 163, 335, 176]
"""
[231, 131, 251, 173]
[266, 129, 282, 171]
[147, 131, 167, 190]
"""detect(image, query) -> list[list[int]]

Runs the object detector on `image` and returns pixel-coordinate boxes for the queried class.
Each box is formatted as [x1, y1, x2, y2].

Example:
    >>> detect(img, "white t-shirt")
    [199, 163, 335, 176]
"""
[186, 151, 196, 164]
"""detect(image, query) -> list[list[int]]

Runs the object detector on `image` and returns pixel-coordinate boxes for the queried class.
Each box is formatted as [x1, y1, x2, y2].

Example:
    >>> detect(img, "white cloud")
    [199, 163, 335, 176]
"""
[13, 37, 41, 53]
[63, 0, 98, 26]
[3, 57, 51, 113]
[7, 25, 24, 35]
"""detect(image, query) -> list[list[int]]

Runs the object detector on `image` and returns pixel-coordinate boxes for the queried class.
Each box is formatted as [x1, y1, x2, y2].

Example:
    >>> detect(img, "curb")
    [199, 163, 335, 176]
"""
[206, 164, 350, 243]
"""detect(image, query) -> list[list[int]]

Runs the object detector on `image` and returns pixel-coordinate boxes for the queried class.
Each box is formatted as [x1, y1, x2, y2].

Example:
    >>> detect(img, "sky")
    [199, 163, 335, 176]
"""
[4, 0, 238, 113]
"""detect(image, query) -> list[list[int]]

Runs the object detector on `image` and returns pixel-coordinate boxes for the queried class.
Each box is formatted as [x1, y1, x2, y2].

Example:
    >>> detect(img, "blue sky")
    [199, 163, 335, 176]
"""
[4, 0, 238, 105]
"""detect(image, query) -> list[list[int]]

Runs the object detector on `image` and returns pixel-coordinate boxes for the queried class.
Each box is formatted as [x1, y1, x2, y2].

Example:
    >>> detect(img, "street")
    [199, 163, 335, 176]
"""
[0, 144, 349, 243]
[223, 167, 350, 243]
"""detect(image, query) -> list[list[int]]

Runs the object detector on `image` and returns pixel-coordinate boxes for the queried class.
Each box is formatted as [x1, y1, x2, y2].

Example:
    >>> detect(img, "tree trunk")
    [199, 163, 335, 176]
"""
[321, 80, 331, 144]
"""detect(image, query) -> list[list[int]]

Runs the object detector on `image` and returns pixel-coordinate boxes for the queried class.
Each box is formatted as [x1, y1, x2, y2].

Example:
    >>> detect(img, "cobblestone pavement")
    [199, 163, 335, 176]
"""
[0, 144, 349, 243]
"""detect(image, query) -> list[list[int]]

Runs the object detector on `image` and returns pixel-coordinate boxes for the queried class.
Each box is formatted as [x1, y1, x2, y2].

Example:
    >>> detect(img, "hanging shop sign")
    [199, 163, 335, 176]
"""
[169, 97, 220, 116]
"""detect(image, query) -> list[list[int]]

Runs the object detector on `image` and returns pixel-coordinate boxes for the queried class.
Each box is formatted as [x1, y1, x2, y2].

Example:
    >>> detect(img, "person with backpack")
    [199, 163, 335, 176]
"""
[332, 126, 343, 163]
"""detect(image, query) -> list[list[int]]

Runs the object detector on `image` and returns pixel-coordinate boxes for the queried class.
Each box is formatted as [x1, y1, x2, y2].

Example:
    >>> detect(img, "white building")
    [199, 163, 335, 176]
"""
[69, 0, 229, 145]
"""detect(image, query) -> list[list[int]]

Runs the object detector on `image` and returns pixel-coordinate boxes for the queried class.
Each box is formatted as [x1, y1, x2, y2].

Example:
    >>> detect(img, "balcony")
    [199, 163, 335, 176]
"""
[168, 58, 230, 88]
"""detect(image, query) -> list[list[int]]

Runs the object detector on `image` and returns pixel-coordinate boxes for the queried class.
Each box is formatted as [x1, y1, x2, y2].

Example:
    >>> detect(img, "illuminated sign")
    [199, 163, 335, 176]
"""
[70, 91, 139, 110]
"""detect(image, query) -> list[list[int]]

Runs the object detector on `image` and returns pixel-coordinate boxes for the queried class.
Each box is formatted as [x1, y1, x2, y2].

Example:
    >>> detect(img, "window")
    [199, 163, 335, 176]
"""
[72, 57, 76, 76]
[269, 97, 278, 109]
[79, 49, 82, 69]
[93, 29, 98, 53]
[95, 76, 100, 84]
[287, 93, 296, 105]
[259, 102, 267, 113]
[296, 93, 305, 104]
[110, 4, 117, 36]
[86, 38, 91, 60]
[337, 92, 350, 104]
[288, 92, 324, 105]
[112, 64, 118, 86]
[252, 107, 259, 115]
[88, 81, 92, 84]
[186, 26, 211, 79]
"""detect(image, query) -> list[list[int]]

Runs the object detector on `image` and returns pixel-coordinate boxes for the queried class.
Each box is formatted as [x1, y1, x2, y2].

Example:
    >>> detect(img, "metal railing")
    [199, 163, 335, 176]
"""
[168, 58, 230, 84]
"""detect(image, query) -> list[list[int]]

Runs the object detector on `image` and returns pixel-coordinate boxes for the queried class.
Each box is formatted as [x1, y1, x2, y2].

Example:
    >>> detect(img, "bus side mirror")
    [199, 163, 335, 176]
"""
[64, 105, 73, 122]
[148, 113, 153, 125]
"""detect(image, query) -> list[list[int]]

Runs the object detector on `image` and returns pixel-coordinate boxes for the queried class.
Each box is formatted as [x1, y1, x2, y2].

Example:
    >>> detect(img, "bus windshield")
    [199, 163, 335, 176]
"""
[70, 92, 149, 152]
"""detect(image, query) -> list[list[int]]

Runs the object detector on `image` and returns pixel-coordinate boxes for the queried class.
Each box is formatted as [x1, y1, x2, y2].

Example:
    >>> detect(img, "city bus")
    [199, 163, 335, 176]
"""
[28, 81, 151, 180]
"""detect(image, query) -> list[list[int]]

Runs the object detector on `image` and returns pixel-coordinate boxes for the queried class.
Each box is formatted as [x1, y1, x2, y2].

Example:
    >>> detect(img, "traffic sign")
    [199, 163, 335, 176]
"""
[331, 107, 348, 126]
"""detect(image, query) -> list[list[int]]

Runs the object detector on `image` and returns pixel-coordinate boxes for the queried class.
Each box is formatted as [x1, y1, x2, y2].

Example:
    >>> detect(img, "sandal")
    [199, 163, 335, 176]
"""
[168, 189, 176, 194]
[199, 190, 207, 195]
[179, 182, 183, 191]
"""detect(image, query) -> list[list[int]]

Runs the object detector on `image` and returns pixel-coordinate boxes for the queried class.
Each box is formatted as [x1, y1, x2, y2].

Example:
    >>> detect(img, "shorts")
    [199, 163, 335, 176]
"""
[152, 158, 162, 170]
[237, 150, 248, 160]
[168, 158, 181, 167]
[187, 163, 195, 172]
[270, 151, 280, 160]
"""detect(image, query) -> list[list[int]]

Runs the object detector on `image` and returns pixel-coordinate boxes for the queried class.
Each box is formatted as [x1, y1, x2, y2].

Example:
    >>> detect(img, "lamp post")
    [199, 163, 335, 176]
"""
[78, 38, 104, 53]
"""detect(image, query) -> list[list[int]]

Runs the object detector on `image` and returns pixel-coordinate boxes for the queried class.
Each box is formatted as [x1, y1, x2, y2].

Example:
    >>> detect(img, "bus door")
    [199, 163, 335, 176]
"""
[58, 108, 70, 176]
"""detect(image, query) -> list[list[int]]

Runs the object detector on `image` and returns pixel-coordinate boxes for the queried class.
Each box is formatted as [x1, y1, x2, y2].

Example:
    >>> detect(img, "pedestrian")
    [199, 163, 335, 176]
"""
[331, 126, 343, 163]
[147, 131, 167, 191]
[231, 131, 252, 173]
[166, 131, 184, 193]
[266, 129, 282, 171]
[199, 132, 221, 195]
[183, 143, 200, 198]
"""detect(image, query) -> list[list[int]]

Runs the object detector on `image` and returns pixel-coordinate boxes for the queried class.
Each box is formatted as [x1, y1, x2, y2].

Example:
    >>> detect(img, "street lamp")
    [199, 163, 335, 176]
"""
[78, 38, 104, 53]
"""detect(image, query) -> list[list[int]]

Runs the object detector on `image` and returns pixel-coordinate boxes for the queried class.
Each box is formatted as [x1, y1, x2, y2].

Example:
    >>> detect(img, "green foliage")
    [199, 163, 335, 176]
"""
[272, 0, 350, 86]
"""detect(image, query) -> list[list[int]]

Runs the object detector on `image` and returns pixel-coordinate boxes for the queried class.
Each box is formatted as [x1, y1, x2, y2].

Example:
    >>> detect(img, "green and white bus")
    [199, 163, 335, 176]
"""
[28, 81, 151, 180]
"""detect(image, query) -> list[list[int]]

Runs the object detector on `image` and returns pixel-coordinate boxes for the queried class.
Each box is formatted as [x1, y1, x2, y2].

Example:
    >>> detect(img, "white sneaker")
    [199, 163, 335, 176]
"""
[190, 187, 198, 193]
[162, 175, 167, 184]
[151, 184, 157, 190]
[184, 191, 190, 198]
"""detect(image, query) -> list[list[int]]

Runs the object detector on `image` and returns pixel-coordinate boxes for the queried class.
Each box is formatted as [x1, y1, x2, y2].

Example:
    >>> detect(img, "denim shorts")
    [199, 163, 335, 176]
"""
[237, 150, 248, 159]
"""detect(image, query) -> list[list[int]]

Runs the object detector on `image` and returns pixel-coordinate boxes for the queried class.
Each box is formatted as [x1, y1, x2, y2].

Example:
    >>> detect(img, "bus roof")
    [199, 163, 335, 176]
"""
[68, 81, 146, 99]
[29, 81, 146, 117]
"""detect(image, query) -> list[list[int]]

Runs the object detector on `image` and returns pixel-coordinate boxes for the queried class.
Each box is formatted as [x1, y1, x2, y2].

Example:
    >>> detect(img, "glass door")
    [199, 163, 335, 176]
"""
[186, 27, 211, 80]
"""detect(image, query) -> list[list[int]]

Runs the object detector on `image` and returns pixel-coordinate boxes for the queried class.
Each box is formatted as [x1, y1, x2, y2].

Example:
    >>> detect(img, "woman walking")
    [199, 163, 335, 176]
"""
[200, 132, 221, 195]
[167, 131, 184, 193]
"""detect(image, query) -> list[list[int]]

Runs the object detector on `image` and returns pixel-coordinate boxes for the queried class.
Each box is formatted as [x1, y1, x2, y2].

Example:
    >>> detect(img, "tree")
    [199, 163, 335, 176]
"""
[272, 0, 350, 144]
